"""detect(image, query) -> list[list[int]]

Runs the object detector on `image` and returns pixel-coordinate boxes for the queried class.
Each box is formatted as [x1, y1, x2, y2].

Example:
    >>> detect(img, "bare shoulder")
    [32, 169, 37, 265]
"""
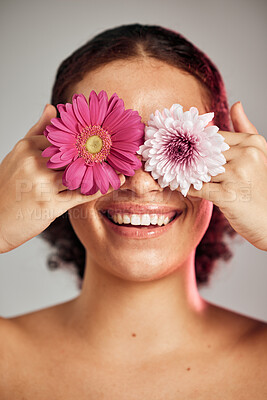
[0, 302, 71, 386]
[0, 303, 72, 395]
[235, 317, 267, 380]
[0, 300, 71, 353]
[0, 314, 31, 377]
[4, 300, 71, 335]
[206, 302, 267, 352]
[0, 315, 21, 343]
[232, 311, 267, 347]
[246, 318, 267, 348]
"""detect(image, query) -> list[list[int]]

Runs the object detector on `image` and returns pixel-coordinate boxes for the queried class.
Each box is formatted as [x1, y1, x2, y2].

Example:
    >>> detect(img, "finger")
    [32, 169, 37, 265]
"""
[25, 135, 52, 150]
[25, 104, 57, 138]
[51, 170, 71, 192]
[177, 182, 221, 202]
[218, 132, 267, 161]
[216, 144, 241, 162]
[230, 101, 258, 134]
[239, 134, 267, 157]
[209, 160, 231, 183]
[181, 181, 232, 206]
[42, 175, 70, 195]
[30, 158, 69, 192]
[56, 174, 126, 207]
[218, 130, 249, 146]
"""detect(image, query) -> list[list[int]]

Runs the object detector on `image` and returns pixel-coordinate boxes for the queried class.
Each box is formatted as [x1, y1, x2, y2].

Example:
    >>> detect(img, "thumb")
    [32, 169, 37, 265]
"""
[25, 104, 57, 138]
[230, 101, 258, 134]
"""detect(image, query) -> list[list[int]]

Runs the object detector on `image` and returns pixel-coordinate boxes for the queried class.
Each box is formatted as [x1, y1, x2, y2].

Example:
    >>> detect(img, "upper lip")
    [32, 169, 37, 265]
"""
[99, 202, 183, 215]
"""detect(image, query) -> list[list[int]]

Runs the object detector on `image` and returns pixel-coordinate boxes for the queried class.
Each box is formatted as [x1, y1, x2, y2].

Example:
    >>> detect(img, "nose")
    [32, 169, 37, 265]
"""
[119, 156, 164, 196]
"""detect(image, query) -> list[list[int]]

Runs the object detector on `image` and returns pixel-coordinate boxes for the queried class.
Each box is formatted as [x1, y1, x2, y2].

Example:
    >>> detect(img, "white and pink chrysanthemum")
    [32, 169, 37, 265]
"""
[42, 91, 144, 195]
[137, 104, 230, 197]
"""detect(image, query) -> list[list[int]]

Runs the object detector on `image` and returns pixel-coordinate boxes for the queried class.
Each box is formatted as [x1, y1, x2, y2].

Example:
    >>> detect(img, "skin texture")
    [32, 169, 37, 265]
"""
[0, 58, 267, 399]
[68, 59, 214, 285]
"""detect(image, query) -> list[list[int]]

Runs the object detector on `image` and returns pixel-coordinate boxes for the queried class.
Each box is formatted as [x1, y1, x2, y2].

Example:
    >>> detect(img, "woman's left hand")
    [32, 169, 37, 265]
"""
[185, 101, 267, 251]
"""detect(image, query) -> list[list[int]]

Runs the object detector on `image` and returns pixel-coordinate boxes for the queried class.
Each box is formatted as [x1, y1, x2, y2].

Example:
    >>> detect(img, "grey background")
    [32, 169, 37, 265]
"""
[0, 0, 266, 320]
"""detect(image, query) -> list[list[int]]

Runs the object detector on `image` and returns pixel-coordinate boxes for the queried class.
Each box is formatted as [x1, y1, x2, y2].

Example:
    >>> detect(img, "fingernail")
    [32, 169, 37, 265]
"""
[119, 175, 126, 185]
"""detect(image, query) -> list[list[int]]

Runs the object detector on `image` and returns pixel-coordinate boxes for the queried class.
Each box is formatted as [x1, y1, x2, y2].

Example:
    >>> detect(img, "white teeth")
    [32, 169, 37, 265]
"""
[163, 216, 169, 225]
[150, 214, 158, 225]
[140, 214, 151, 226]
[123, 214, 131, 224]
[131, 214, 141, 225]
[117, 214, 123, 224]
[157, 215, 165, 226]
[107, 212, 172, 226]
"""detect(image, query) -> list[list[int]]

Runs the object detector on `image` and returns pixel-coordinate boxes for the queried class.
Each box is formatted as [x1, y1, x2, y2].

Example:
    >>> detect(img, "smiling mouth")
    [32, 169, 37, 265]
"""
[100, 210, 181, 228]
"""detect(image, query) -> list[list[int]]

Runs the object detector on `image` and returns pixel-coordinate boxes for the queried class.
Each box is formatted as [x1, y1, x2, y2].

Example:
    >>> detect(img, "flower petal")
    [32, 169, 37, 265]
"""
[60, 148, 77, 160]
[62, 158, 87, 190]
[45, 124, 73, 134]
[72, 94, 88, 127]
[110, 148, 139, 164]
[106, 109, 141, 132]
[43, 128, 49, 137]
[57, 104, 66, 114]
[65, 103, 77, 120]
[101, 162, 121, 190]
[43, 90, 146, 194]
[102, 105, 125, 132]
[59, 110, 79, 134]
[85, 181, 99, 196]
[111, 140, 139, 152]
[97, 90, 109, 125]
[138, 103, 228, 197]
[88, 91, 100, 126]
[76, 94, 91, 126]
[92, 163, 110, 194]
[198, 112, 214, 126]
[110, 127, 141, 142]
[50, 118, 76, 134]
[50, 152, 67, 164]
[204, 125, 220, 136]
[80, 166, 94, 194]
[59, 144, 76, 152]
[47, 131, 76, 144]
[47, 159, 71, 169]
[42, 145, 59, 158]
[107, 153, 135, 176]
[106, 93, 122, 115]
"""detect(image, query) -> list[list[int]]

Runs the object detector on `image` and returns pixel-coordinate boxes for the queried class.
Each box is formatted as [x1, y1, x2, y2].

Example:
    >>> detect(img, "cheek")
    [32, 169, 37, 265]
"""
[191, 200, 213, 243]
[68, 203, 99, 248]
[66, 199, 214, 282]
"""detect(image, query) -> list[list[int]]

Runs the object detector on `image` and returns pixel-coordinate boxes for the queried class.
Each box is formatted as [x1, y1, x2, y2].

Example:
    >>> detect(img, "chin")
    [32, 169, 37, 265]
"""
[91, 246, 191, 282]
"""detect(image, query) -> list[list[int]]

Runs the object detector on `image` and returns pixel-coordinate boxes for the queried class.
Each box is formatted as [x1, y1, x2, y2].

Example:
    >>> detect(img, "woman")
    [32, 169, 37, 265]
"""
[0, 24, 266, 398]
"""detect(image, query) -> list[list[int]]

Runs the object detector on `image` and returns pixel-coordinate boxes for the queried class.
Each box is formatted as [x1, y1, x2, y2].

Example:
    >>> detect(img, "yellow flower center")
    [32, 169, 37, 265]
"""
[85, 135, 103, 154]
[76, 125, 112, 165]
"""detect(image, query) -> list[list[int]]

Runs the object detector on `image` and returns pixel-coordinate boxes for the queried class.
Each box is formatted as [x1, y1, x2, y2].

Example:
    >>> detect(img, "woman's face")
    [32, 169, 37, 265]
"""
[67, 59, 213, 281]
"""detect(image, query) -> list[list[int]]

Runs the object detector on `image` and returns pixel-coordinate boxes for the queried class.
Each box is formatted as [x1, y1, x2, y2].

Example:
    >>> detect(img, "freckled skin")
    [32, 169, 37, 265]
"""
[68, 59, 213, 283]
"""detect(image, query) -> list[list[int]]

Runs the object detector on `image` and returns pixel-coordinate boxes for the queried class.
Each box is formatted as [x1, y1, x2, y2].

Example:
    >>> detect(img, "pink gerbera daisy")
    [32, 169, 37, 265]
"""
[137, 104, 230, 197]
[42, 91, 144, 195]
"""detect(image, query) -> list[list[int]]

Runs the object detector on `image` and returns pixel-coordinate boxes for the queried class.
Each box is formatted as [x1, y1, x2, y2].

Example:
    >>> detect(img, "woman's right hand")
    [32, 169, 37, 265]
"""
[0, 104, 125, 253]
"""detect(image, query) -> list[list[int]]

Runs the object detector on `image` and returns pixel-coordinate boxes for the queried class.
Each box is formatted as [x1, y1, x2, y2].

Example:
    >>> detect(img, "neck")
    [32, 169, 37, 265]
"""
[67, 251, 211, 362]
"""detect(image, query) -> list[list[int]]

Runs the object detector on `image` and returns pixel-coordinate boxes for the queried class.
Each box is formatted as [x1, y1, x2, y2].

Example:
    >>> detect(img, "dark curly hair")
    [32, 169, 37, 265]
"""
[40, 23, 238, 288]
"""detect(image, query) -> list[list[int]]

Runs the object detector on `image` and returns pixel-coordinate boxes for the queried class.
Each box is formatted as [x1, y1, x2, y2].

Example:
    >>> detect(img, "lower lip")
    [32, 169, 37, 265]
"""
[101, 212, 182, 239]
